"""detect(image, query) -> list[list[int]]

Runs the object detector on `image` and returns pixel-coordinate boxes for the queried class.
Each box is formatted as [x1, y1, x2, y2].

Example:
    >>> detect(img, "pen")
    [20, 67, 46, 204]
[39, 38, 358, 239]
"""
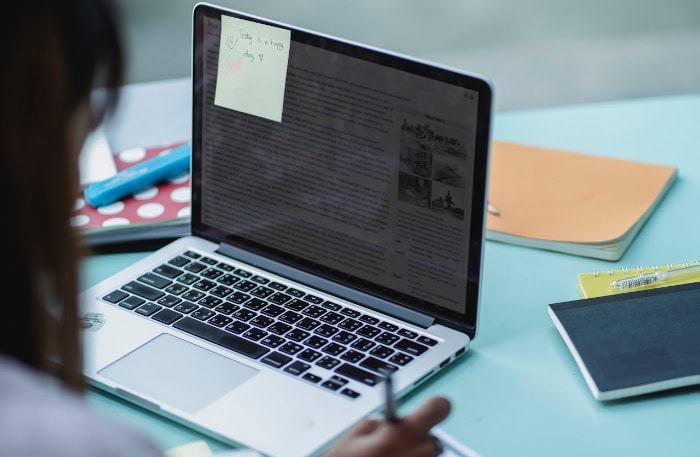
[610, 264, 700, 291]
[382, 371, 447, 456]
[84, 143, 191, 207]
[382, 371, 399, 423]
[487, 202, 500, 216]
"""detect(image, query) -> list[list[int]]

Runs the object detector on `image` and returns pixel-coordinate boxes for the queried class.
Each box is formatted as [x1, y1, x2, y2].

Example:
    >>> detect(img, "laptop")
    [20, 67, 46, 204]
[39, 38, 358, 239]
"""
[79, 3, 493, 456]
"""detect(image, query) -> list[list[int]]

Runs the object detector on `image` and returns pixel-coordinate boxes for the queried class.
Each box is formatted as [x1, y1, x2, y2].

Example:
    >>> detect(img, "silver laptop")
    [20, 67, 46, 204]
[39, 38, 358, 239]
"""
[80, 3, 493, 456]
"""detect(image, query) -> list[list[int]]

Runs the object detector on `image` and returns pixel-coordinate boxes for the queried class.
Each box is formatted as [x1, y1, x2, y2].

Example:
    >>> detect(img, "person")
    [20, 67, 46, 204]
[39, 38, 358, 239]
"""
[0, 1, 451, 456]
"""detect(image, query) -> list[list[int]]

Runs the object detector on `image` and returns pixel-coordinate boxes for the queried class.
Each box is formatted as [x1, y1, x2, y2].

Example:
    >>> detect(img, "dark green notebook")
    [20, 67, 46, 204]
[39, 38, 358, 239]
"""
[549, 282, 700, 401]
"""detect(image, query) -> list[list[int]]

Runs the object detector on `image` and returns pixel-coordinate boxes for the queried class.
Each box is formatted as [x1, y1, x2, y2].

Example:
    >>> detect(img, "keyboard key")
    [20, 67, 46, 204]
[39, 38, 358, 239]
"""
[359, 356, 398, 374]
[243, 297, 267, 311]
[322, 342, 346, 356]
[302, 305, 326, 318]
[268, 292, 292, 305]
[198, 295, 223, 308]
[298, 348, 322, 362]
[164, 283, 188, 295]
[191, 308, 215, 321]
[279, 310, 303, 324]
[320, 312, 344, 325]
[303, 372, 322, 383]
[268, 281, 287, 291]
[251, 285, 274, 299]
[208, 314, 233, 328]
[369, 345, 394, 359]
[378, 321, 399, 332]
[388, 352, 414, 366]
[321, 301, 342, 311]
[250, 315, 274, 328]
[182, 290, 205, 302]
[234, 280, 257, 292]
[316, 356, 340, 370]
[397, 328, 419, 339]
[267, 322, 293, 335]
[261, 351, 292, 369]
[417, 335, 438, 346]
[218, 274, 240, 286]
[332, 330, 357, 345]
[285, 298, 308, 311]
[286, 328, 310, 342]
[122, 281, 164, 301]
[173, 301, 198, 314]
[350, 337, 376, 352]
[201, 268, 223, 279]
[193, 279, 216, 291]
[214, 302, 239, 315]
[357, 325, 381, 338]
[119, 295, 145, 310]
[395, 339, 429, 356]
[199, 256, 218, 265]
[260, 334, 285, 348]
[174, 318, 268, 358]
[153, 264, 183, 279]
[297, 317, 321, 331]
[176, 273, 199, 285]
[156, 294, 181, 308]
[314, 324, 339, 338]
[304, 335, 328, 349]
[303, 294, 323, 304]
[225, 321, 250, 334]
[286, 288, 305, 298]
[335, 363, 381, 386]
[152, 308, 183, 325]
[135, 302, 161, 316]
[280, 341, 304, 355]
[242, 327, 267, 341]
[375, 332, 400, 345]
[210, 285, 233, 298]
[234, 268, 252, 278]
[359, 314, 380, 325]
[284, 360, 311, 376]
[227, 291, 251, 304]
[340, 388, 360, 399]
[184, 262, 207, 273]
[338, 318, 362, 332]
[340, 350, 364, 364]
[168, 255, 191, 267]
[321, 375, 348, 391]
[250, 275, 269, 284]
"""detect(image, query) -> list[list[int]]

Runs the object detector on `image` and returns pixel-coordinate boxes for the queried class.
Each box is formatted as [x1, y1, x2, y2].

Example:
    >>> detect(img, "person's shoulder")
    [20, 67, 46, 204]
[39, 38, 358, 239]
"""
[0, 355, 163, 457]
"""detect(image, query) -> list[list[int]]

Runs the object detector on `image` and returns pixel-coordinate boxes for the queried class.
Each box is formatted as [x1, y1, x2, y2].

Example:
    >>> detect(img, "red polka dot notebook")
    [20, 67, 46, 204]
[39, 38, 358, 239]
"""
[72, 141, 191, 246]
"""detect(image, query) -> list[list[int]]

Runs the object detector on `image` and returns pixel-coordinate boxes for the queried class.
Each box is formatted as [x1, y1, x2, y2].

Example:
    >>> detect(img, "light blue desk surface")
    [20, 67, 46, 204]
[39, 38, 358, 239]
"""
[85, 79, 700, 456]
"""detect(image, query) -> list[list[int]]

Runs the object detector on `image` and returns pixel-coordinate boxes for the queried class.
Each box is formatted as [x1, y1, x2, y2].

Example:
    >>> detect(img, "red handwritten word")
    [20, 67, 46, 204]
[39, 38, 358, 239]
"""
[226, 56, 243, 74]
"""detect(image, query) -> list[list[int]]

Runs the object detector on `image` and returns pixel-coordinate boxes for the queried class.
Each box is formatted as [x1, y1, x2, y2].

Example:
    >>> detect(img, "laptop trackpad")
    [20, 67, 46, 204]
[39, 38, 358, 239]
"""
[98, 333, 258, 413]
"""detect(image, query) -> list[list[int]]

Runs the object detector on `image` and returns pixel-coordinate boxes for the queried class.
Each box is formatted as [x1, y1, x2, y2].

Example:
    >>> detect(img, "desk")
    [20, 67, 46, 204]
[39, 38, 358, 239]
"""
[85, 78, 700, 456]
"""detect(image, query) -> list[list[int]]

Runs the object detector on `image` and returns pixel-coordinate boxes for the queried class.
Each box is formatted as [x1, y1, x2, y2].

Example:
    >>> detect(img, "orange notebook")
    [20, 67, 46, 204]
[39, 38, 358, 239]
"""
[486, 141, 678, 261]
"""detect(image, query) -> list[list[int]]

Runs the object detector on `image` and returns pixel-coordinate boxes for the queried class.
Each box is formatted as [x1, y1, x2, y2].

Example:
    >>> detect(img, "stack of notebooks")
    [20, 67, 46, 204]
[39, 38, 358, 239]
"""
[486, 141, 678, 261]
[72, 141, 191, 246]
[549, 261, 700, 401]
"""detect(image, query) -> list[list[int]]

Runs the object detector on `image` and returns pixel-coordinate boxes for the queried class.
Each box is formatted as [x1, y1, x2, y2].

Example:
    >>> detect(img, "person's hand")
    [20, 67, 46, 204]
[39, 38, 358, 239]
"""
[321, 396, 451, 457]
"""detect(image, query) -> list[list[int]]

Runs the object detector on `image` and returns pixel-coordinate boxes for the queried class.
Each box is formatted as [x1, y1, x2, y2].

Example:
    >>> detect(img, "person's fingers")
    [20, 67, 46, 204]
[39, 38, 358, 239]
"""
[345, 417, 382, 437]
[401, 396, 451, 434]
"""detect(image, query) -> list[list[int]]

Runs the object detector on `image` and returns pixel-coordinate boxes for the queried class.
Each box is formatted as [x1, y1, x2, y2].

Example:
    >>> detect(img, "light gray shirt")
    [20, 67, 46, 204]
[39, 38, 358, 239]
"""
[0, 355, 163, 457]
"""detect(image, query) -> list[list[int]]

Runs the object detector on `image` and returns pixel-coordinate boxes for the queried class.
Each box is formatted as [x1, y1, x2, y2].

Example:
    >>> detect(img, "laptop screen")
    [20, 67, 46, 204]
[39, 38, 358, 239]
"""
[191, 5, 492, 335]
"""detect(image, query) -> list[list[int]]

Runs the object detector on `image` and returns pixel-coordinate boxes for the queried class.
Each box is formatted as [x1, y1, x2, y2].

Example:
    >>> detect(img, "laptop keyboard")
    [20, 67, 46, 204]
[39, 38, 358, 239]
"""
[100, 249, 440, 399]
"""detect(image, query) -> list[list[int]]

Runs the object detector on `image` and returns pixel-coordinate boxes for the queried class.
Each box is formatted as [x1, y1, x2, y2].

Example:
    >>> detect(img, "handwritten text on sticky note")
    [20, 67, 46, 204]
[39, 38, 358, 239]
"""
[214, 16, 291, 122]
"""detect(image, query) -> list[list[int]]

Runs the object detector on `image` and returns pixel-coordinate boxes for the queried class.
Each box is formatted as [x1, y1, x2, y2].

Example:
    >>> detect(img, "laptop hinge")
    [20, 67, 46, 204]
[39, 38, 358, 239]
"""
[217, 243, 435, 329]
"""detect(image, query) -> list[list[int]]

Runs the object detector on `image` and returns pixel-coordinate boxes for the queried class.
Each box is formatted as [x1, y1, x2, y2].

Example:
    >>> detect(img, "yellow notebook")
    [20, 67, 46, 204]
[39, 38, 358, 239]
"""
[577, 261, 700, 298]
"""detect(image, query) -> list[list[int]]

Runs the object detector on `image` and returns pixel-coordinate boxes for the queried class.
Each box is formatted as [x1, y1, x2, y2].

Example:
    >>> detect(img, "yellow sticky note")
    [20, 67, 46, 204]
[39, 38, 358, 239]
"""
[165, 440, 213, 457]
[215, 16, 291, 122]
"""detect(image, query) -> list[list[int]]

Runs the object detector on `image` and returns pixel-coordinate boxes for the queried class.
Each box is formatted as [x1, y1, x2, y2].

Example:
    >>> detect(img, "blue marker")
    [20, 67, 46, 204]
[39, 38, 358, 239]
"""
[84, 143, 191, 207]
